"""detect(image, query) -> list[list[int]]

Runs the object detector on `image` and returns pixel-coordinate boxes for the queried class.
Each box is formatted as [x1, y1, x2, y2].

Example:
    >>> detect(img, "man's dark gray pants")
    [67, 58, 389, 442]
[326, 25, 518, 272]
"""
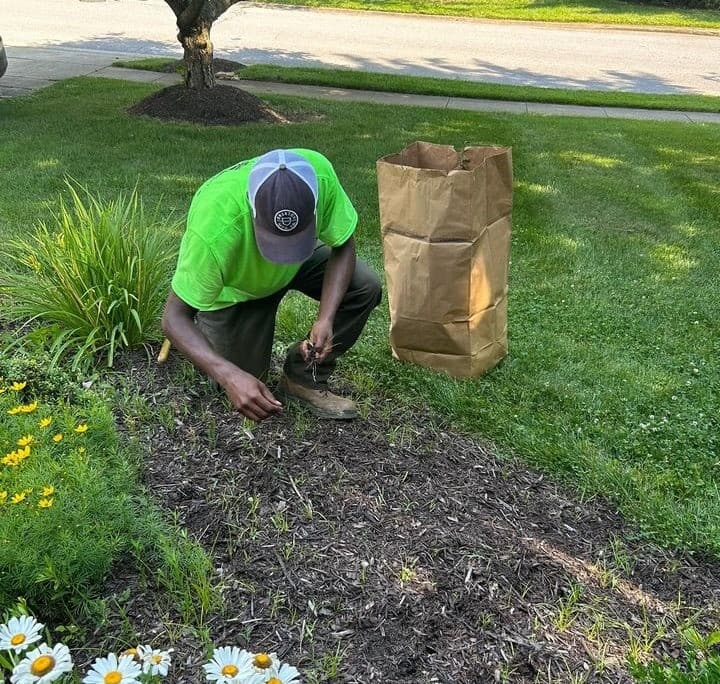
[195, 244, 382, 388]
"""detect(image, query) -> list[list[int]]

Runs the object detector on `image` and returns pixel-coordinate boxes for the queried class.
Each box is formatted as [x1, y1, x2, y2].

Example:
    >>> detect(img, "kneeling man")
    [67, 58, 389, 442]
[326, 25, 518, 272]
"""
[162, 149, 382, 422]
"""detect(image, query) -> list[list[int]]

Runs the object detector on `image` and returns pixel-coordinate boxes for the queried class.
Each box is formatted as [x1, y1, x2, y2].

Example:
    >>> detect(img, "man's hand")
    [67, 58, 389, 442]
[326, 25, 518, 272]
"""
[222, 368, 283, 422]
[163, 291, 282, 423]
[302, 318, 334, 364]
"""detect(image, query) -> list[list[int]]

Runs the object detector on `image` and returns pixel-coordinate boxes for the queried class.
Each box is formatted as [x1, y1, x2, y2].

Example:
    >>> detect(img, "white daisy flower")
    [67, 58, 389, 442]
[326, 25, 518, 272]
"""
[83, 653, 142, 684]
[261, 662, 302, 684]
[137, 645, 173, 677]
[10, 642, 73, 684]
[203, 646, 253, 683]
[250, 652, 280, 676]
[0, 615, 44, 653]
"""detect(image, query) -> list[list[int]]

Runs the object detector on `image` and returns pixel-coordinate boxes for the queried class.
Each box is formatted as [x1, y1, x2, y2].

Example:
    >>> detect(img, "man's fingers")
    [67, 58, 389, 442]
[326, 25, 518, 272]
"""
[254, 393, 282, 414]
[240, 406, 263, 422]
[259, 385, 283, 410]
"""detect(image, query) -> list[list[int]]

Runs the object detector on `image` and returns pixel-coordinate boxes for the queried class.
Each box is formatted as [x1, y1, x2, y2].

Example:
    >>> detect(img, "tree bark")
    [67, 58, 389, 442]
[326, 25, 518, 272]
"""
[179, 21, 215, 90]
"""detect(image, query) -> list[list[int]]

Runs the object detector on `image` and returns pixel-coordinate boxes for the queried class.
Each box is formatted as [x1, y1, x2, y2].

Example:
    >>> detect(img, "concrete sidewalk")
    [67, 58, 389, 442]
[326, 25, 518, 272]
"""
[2, 46, 719, 124]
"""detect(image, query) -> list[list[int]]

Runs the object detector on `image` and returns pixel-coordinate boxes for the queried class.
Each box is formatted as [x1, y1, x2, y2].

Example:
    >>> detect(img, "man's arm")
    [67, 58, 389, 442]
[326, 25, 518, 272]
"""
[303, 236, 356, 363]
[162, 291, 282, 422]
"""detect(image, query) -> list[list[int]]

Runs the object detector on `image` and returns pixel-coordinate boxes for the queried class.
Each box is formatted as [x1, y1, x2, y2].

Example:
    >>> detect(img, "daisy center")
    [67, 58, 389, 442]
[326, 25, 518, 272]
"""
[152, 655, 162, 664]
[10, 633, 26, 646]
[30, 655, 55, 677]
[253, 653, 271, 669]
[268, 679, 282, 684]
[104, 671, 122, 684]
[221, 664, 239, 677]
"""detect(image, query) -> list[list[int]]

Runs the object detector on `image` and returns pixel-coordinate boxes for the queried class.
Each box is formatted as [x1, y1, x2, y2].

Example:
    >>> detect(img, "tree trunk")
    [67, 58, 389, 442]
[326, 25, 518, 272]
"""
[178, 21, 215, 90]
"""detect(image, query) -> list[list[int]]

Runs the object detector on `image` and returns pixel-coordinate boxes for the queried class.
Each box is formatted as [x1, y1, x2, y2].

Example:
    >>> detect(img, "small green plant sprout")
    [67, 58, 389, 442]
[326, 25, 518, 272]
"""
[552, 583, 584, 632]
[398, 558, 418, 585]
[623, 609, 667, 665]
[359, 559, 371, 585]
[320, 643, 347, 680]
[271, 505, 291, 534]
[0, 180, 179, 369]
[608, 534, 635, 576]
[247, 494, 261, 520]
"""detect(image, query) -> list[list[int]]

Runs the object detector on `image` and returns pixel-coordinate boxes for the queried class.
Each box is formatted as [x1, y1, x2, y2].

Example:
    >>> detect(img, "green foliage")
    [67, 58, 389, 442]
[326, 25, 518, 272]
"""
[630, 629, 720, 682]
[260, 0, 720, 28]
[0, 373, 141, 616]
[0, 342, 85, 404]
[0, 181, 179, 370]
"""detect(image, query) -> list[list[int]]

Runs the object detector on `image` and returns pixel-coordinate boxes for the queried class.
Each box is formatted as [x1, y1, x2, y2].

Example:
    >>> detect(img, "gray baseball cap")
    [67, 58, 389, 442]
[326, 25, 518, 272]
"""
[248, 149, 319, 265]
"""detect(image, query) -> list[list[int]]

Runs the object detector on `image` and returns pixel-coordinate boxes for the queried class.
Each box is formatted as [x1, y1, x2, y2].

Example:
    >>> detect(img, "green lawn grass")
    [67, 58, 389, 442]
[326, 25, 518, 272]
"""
[113, 59, 720, 114]
[1, 78, 719, 557]
[259, 0, 720, 29]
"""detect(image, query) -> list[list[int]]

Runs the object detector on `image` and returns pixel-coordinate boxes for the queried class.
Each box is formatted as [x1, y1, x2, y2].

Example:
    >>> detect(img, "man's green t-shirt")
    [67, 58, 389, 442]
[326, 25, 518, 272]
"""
[171, 149, 358, 311]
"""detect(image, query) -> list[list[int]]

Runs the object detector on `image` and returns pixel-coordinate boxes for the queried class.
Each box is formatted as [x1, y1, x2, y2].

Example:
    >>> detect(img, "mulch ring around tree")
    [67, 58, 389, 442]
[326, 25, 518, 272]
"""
[85, 353, 720, 683]
[126, 58, 286, 126]
[128, 84, 285, 126]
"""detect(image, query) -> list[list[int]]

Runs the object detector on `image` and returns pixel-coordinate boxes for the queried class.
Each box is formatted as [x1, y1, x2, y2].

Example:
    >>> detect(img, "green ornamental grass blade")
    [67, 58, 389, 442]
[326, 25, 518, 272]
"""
[0, 180, 180, 368]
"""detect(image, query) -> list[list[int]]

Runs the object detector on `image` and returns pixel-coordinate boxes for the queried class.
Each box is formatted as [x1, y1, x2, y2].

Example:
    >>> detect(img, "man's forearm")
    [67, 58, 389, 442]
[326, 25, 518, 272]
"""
[318, 238, 356, 324]
[162, 292, 237, 384]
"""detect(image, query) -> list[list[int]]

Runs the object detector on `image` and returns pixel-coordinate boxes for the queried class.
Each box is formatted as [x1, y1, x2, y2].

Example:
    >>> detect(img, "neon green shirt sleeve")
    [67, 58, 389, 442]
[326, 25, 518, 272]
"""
[171, 229, 223, 310]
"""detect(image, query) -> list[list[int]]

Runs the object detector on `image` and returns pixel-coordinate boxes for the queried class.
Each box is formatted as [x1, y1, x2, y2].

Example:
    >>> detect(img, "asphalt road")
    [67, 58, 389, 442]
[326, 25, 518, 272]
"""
[3, 0, 719, 95]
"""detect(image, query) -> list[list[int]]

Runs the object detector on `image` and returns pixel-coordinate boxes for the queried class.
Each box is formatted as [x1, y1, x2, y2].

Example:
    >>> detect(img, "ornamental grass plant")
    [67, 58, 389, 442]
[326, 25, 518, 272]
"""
[0, 182, 179, 370]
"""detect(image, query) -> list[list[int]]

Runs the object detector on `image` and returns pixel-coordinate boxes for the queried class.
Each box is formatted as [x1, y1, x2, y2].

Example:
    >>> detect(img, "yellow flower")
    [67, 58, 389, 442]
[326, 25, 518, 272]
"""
[39, 417, 53, 428]
[41, 485, 55, 497]
[38, 498, 54, 509]
[11, 492, 26, 504]
[7, 406, 22, 415]
[0, 491, 7, 503]
[74, 423, 88, 434]
[17, 435, 35, 447]
[20, 401, 38, 414]
[11, 381, 27, 391]
[1, 446, 29, 466]
[52, 433, 63, 443]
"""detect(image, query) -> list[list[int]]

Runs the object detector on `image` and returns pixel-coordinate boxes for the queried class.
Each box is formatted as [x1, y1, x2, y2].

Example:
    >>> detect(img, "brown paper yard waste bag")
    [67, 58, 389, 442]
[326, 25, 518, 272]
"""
[376, 141, 512, 378]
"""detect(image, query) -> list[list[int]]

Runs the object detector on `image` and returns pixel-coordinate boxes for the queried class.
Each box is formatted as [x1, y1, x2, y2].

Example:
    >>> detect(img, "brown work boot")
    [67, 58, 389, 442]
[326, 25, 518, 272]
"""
[278, 375, 358, 420]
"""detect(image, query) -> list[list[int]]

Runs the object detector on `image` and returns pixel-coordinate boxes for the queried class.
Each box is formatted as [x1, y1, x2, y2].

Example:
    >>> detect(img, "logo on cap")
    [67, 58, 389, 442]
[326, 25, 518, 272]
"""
[274, 209, 300, 232]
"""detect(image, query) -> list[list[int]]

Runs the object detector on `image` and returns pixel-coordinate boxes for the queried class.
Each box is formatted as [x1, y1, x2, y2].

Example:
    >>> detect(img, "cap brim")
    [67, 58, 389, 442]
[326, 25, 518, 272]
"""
[254, 215, 317, 265]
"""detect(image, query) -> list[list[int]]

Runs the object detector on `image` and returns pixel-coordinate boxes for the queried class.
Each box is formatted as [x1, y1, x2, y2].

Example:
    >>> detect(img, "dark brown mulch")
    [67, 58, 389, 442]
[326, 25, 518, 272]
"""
[83, 353, 720, 684]
[128, 83, 285, 126]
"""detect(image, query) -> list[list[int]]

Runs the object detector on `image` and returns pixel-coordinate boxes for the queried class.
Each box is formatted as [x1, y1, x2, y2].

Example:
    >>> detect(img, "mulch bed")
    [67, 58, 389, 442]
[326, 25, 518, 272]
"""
[126, 58, 285, 127]
[80, 352, 720, 683]
[128, 84, 284, 126]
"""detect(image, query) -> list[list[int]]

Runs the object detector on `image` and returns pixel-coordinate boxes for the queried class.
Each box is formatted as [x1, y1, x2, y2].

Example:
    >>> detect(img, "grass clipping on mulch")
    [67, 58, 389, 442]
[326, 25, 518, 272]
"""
[128, 83, 285, 126]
